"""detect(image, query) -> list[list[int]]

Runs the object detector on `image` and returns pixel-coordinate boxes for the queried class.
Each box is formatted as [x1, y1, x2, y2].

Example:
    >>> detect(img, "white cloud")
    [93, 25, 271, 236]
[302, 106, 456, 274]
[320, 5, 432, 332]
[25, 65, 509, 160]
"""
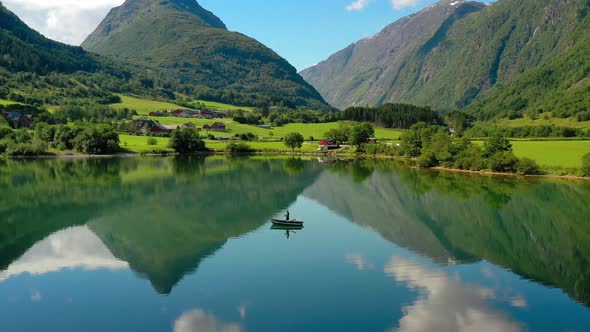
[2, 0, 125, 45]
[391, 0, 425, 10]
[0, 226, 128, 282]
[174, 309, 244, 332]
[346, 0, 370, 11]
[385, 257, 523, 332]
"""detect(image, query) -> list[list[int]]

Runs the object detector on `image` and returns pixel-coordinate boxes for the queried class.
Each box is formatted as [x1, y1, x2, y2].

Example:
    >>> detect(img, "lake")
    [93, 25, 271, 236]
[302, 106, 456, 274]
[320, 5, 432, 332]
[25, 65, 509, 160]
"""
[1, 156, 590, 332]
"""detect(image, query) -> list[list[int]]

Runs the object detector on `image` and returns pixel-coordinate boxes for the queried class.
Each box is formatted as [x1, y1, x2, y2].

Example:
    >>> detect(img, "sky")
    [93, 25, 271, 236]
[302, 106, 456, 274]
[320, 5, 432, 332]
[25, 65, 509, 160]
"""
[2, 0, 441, 71]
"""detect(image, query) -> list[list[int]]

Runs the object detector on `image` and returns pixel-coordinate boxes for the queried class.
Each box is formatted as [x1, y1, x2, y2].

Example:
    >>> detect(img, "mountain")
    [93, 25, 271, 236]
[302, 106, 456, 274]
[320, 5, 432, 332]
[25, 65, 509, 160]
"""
[0, 2, 99, 73]
[0, 1, 179, 105]
[301, 0, 590, 115]
[82, 0, 327, 109]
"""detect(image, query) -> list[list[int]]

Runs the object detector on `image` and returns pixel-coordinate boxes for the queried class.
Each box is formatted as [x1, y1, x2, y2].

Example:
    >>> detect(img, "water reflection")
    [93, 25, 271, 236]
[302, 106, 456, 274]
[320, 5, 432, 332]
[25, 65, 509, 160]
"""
[305, 159, 590, 306]
[0, 157, 322, 294]
[174, 309, 244, 332]
[0, 156, 589, 325]
[385, 257, 522, 332]
[0, 226, 127, 282]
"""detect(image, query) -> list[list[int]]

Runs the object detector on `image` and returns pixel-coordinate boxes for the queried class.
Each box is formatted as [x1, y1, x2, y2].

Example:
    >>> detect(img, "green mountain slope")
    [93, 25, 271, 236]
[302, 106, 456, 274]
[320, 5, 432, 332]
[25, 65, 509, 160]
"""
[0, 2, 99, 73]
[301, 0, 590, 114]
[82, 0, 327, 109]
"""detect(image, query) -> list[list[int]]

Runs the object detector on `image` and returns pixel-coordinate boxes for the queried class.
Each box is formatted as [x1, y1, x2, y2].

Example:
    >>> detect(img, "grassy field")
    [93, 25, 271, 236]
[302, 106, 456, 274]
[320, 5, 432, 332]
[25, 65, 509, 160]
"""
[192, 100, 254, 112]
[0, 99, 22, 106]
[511, 141, 590, 168]
[119, 134, 319, 153]
[141, 116, 403, 140]
[474, 140, 590, 168]
[497, 116, 590, 129]
[120, 134, 173, 153]
[205, 140, 319, 152]
[111, 95, 191, 115]
[111, 95, 254, 115]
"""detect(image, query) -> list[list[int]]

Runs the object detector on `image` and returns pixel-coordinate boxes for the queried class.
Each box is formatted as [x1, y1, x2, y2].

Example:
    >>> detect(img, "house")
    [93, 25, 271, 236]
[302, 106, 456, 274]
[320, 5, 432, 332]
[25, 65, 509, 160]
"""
[202, 124, 211, 130]
[199, 110, 214, 119]
[128, 118, 171, 135]
[368, 138, 378, 144]
[161, 124, 179, 131]
[210, 122, 226, 132]
[3, 112, 33, 128]
[319, 139, 338, 147]
[170, 109, 184, 117]
[182, 123, 196, 129]
[318, 139, 339, 151]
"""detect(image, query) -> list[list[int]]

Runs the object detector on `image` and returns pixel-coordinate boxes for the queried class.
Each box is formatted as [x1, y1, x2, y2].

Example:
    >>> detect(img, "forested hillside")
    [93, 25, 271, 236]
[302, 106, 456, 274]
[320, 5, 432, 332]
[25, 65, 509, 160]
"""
[302, 0, 590, 117]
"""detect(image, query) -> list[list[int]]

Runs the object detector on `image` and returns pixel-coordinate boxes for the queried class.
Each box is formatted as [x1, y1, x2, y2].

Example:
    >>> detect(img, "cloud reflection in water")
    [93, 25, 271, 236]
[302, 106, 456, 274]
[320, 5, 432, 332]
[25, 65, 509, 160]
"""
[174, 309, 244, 332]
[0, 226, 128, 282]
[385, 257, 523, 332]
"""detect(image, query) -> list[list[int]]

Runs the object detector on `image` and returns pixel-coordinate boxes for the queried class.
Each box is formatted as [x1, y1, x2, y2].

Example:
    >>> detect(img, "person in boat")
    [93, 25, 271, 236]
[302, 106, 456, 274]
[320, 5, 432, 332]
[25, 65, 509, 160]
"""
[285, 210, 290, 221]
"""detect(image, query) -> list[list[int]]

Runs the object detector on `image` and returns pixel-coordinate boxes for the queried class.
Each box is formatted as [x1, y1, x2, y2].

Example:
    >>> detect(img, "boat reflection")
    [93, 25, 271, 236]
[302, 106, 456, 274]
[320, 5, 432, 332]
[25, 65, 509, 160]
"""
[270, 225, 304, 239]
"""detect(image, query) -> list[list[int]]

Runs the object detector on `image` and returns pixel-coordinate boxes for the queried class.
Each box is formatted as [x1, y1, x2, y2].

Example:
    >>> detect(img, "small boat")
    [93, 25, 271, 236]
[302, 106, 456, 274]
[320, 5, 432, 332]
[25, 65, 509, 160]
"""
[271, 224, 303, 231]
[271, 219, 304, 227]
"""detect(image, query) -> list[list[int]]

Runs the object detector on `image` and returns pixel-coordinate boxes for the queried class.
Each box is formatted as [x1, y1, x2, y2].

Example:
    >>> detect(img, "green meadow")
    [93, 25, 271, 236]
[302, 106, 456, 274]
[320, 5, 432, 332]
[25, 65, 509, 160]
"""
[119, 134, 319, 153]
[511, 140, 590, 168]
[0, 98, 22, 106]
[497, 116, 590, 129]
[111, 95, 191, 115]
[471, 140, 590, 169]
[142, 116, 403, 140]
[111, 95, 254, 115]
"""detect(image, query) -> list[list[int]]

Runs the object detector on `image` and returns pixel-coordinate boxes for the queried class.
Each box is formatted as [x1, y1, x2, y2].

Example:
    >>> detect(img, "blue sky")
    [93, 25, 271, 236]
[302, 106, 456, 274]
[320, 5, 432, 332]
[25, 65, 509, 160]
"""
[4, 0, 441, 71]
[200, 0, 441, 71]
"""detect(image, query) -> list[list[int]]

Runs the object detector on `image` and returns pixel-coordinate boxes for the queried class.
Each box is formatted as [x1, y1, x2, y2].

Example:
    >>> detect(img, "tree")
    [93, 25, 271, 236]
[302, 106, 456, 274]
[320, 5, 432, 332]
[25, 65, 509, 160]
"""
[73, 124, 120, 154]
[488, 151, 519, 173]
[169, 128, 206, 154]
[483, 134, 512, 158]
[582, 152, 590, 176]
[350, 123, 375, 149]
[284, 132, 304, 152]
[516, 158, 542, 175]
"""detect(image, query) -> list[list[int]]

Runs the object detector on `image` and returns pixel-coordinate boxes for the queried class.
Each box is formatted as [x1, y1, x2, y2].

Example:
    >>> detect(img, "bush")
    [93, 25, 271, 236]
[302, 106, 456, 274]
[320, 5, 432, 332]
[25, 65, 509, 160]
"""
[488, 151, 519, 173]
[483, 134, 512, 158]
[0, 127, 14, 140]
[226, 141, 254, 154]
[417, 150, 439, 168]
[73, 124, 120, 154]
[516, 158, 542, 175]
[5, 140, 48, 157]
[169, 128, 206, 154]
[454, 144, 486, 171]
[582, 152, 590, 176]
[0, 139, 9, 154]
[237, 132, 257, 141]
[147, 137, 158, 146]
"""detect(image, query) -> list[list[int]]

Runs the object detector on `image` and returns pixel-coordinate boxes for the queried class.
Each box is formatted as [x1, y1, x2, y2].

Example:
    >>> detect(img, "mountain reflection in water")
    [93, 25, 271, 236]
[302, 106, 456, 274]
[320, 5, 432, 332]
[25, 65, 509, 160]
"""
[0, 157, 589, 331]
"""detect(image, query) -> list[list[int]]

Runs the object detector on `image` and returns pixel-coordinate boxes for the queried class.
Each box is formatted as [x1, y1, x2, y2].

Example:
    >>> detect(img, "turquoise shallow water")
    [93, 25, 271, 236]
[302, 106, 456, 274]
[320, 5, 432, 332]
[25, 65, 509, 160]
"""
[0, 157, 589, 331]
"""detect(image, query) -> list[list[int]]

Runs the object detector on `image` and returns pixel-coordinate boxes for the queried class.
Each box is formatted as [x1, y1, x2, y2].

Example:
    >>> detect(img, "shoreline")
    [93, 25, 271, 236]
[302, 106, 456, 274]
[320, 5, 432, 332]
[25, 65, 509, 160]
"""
[5, 150, 589, 181]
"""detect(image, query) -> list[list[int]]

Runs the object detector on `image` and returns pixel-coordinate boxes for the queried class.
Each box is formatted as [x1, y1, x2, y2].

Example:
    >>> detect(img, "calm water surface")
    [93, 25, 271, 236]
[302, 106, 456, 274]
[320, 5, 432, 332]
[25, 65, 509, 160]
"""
[1, 157, 590, 331]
